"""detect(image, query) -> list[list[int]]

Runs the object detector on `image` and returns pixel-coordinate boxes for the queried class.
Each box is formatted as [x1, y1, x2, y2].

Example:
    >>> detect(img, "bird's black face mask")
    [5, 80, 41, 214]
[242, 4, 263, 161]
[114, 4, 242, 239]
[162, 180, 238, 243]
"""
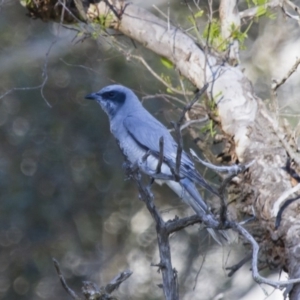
[85, 90, 126, 118]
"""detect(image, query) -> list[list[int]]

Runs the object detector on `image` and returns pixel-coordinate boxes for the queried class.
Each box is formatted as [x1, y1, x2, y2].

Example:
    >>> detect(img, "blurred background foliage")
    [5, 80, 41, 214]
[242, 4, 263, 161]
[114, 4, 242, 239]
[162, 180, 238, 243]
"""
[0, 0, 300, 299]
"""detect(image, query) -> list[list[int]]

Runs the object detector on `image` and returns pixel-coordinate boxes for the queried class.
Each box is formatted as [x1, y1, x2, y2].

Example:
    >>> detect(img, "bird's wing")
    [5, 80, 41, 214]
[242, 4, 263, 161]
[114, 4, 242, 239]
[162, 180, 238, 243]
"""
[123, 114, 219, 196]
[124, 114, 184, 163]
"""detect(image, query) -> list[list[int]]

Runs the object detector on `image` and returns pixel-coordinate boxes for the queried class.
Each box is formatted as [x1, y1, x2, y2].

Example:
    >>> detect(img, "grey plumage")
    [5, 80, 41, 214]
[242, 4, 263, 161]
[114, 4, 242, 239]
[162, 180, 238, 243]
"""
[85, 84, 225, 244]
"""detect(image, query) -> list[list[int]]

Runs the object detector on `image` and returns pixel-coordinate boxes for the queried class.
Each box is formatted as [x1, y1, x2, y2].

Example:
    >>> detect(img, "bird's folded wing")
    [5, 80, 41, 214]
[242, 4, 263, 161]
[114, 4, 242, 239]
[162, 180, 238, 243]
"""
[124, 115, 219, 196]
[123, 115, 196, 173]
[124, 114, 181, 163]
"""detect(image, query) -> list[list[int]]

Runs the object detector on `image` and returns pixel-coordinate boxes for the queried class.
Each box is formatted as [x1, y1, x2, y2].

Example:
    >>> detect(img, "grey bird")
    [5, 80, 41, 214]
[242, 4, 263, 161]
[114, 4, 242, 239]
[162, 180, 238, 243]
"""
[85, 84, 225, 244]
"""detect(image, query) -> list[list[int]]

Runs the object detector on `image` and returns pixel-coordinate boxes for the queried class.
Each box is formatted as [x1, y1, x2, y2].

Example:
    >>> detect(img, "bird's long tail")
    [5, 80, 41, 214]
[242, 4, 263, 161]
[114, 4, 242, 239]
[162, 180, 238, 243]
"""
[188, 171, 220, 197]
[165, 178, 229, 245]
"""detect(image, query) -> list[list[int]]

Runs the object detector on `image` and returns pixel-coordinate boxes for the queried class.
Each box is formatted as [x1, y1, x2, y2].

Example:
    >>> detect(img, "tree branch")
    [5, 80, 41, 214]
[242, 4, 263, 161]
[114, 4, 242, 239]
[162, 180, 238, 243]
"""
[131, 171, 179, 300]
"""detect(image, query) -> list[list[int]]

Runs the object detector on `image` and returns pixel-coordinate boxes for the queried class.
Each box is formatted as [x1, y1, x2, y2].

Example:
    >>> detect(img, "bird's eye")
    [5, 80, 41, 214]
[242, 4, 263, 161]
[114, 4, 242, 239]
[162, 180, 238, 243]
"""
[108, 91, 115, 97]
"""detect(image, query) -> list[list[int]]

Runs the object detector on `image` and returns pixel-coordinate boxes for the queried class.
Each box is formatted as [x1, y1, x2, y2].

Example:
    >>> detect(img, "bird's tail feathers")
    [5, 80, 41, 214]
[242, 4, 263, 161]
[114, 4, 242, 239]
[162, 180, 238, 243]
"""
[190, 172, 219, 197]
[180, 178, 233, 245]
[180, 178, 208, 212]
[206, 228, 225, 245]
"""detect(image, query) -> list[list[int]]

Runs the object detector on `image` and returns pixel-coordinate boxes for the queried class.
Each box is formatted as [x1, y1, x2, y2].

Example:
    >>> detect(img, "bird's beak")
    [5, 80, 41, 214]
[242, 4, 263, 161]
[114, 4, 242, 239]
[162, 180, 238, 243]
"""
[85, 92, 98, 100]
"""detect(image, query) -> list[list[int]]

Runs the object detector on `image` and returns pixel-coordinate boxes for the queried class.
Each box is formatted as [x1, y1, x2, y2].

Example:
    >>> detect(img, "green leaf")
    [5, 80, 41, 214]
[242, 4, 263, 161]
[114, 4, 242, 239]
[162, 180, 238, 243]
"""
[194, 10, 204, 18]
[160, 57, 174, 69]
[256, 6, 267, 17]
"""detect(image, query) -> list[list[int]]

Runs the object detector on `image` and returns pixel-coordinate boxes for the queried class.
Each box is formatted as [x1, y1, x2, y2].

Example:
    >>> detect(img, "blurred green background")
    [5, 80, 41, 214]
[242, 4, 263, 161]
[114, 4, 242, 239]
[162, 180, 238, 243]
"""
[0, 1, 299, 299]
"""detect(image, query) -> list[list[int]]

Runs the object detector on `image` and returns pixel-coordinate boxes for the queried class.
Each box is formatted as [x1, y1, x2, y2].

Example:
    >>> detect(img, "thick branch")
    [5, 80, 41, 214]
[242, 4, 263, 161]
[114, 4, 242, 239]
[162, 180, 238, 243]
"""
[219, 0, 240, 63]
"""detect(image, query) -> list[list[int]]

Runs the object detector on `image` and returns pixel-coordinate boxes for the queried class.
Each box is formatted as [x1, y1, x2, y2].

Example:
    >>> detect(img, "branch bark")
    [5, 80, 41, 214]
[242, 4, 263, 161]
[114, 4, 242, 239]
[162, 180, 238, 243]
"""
[132, 172, 179, 300]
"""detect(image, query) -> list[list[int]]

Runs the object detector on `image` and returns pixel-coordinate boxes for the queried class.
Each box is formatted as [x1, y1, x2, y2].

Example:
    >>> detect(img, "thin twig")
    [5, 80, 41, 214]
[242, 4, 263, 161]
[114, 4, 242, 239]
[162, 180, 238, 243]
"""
[53, 258, 81, 300]
[105, 270, 133, 294]
[129, 55, 193, 96]
[190, 149, 255, 174]
[156, 137, 164, 175]
[172, 121, 183, 180]
[193, 254, 206, 290]
[226, 253, 252, 277]
[177, 83, 208, 125]
[152, 5, 169, 19]
[284, 0, 300, 16]
[0, 37, 55, 107]
[229, 221, 300, 288]
[275, 195, 300, 229]
[272, 183, 300, 217]
[282, 0, 300, 21]
[272, 57, 300, 92]
[142, 93, 185, 105]
[179, 117, 208, 131]
[102, 0, 122, 19]
[166, 214, 202, 234]
[239, 0, 281, 20]
[171, 84, 209, 178]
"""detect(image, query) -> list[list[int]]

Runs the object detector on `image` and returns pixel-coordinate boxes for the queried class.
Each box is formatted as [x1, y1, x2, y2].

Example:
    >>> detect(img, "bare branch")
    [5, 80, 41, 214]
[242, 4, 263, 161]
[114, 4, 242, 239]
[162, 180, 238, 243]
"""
[105, 270, 133, 294]
[284, 0, 300, 14]
[81, 282, 101, 300]
[53, 257, 132, 300]
[226, 253, 252, 277]
[272, 57, 300, 92]
[141, 93, 185, 105]
[130, 170, 179, 300]
[272, 183, 300, 217]
[178, 117, 208, 132]
[239, 0, 282, 20]
[282, 0, 300, 21]
[129, 55, 192, 96]
[166, 215, 202, 234]
[275, 195, 300, 229]
[172, 121, 183, 180]
[170, 85, 208, 181]
[53, 258, 81, 300]
[156, 137, 164, 175]
[230, 221, 300, 288]
[190, 149, 255, 175]
[177, 84, 208, 125]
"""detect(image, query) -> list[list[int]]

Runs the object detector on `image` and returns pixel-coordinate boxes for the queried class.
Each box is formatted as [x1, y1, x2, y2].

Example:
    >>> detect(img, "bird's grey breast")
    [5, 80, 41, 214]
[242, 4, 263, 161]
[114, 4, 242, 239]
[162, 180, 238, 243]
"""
[110, 119, 145, 164]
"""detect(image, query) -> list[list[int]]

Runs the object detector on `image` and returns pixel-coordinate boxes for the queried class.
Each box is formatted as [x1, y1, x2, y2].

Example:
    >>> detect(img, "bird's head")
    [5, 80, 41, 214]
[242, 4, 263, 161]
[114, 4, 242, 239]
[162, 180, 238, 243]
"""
[85, 84, 139, 118]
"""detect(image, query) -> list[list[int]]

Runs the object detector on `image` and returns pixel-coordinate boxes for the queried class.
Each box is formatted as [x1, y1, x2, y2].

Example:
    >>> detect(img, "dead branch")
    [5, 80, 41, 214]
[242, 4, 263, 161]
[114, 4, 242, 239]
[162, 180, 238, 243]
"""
[225, 253, 252, 277]
[53, 258, 132, 300]
[272, 57, 300, 92]
[53, 258, 81, 300]
[131, 171, 179, 300]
